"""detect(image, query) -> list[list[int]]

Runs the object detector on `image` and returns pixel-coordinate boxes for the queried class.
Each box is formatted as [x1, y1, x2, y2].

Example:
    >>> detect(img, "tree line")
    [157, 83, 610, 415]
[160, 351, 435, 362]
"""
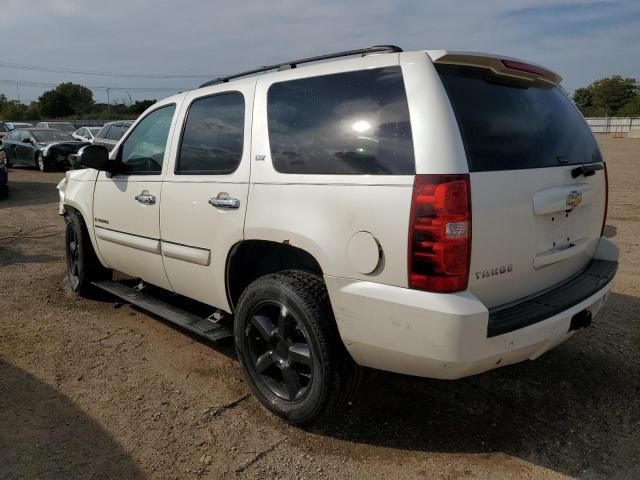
[0, 82, 156, 121]
[572, 76, 638, 117]
[1, 76, 639, 122]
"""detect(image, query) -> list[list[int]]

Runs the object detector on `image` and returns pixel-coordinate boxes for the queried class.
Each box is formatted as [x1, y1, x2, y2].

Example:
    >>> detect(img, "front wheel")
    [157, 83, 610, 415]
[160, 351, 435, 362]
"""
[65, 211, 110, 296]
[235, 270, 359, 425]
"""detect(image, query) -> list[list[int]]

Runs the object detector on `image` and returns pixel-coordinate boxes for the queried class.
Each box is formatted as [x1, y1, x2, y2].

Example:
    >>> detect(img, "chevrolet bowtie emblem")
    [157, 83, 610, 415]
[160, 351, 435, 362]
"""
[566, 190, 582, 209]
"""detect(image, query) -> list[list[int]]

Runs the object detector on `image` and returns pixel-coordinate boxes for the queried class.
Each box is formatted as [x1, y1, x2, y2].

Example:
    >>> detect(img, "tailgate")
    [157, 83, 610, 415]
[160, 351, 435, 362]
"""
[435, 60, 606, 308]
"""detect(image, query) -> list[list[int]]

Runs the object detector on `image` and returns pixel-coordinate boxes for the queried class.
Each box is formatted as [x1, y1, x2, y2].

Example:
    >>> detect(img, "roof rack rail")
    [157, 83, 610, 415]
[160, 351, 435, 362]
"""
[199, 45, 403, 88]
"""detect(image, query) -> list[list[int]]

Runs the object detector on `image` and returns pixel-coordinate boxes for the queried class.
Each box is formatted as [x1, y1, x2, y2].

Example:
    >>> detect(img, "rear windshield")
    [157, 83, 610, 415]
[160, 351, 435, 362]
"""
[32, 130, 75, 142]
[436, 64, 602, 172]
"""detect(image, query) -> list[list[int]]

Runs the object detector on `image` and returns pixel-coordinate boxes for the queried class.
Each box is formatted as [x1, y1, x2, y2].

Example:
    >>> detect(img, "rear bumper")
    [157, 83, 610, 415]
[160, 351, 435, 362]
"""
[326, 238, 618, 379]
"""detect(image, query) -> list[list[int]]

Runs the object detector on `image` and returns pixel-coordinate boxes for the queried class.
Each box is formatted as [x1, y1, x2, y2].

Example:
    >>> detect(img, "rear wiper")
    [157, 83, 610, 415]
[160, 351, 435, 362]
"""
[571, 163, 603, 178]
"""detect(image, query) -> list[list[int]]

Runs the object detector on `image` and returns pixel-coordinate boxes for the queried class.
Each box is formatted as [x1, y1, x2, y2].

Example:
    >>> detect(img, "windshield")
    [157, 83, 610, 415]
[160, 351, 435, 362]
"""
[436, 64, 602, 172]
[32, 130, 75, 142]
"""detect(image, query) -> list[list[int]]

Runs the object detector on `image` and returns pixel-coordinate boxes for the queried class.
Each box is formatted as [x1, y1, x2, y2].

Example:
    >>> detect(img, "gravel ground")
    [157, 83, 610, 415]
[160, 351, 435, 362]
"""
[0, 136, 638, 480]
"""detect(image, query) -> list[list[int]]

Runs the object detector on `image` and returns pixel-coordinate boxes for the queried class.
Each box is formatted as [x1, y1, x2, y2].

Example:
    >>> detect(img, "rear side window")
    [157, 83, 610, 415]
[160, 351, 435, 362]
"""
[106, 125, 124, 140]
[437, 64, 602, 172]
[176, 92, 245, 174]
[267, 67, 414, 175]
[96, 125, 109, 139]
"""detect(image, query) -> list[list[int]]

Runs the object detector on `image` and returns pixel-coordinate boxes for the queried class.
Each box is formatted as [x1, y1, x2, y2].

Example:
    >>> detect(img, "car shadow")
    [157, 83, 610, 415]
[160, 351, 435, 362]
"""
[2, 169, 63, 208]
[0, 359, 146, 479]
[603, 224, 617, 238]
[0, 245, 62, 267]
[312, 291, 640, 480]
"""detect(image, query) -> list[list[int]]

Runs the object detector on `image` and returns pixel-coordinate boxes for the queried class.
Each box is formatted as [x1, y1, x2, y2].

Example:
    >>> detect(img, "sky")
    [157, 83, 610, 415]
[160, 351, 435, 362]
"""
[0, 0, 638, 104]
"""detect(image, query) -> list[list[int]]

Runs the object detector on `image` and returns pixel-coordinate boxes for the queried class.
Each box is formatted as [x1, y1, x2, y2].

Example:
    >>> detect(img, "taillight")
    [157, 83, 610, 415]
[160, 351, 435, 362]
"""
[601, 163, 609, 236]
[408, 174, 471, 293]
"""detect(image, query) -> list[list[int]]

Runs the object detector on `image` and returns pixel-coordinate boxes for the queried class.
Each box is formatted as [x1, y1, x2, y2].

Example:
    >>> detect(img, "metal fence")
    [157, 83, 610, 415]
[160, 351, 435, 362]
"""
[585, 117, 640, 134]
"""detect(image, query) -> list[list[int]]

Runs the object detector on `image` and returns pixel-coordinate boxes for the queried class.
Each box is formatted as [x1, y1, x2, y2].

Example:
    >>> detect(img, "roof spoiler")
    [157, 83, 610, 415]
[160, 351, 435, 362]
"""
[427, 50, 562, 85]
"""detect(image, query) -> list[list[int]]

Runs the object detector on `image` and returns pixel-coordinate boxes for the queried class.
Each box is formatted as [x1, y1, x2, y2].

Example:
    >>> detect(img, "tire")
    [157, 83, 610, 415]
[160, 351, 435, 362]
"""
[37, 152, 50, 172]
[234, 270, 359, 425]
[65, 211, 111, 296]
[0, 150, 9, 168]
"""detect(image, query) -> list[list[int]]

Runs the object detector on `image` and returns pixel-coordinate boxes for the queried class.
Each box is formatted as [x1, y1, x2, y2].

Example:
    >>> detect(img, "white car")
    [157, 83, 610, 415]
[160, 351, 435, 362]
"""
[72, 127, 101, 142]
[57, 46, 618, 425]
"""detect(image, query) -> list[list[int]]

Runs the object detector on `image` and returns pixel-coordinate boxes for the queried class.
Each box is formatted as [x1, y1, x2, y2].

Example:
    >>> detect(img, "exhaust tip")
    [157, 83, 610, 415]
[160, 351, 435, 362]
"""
[569, 309, 593, 331]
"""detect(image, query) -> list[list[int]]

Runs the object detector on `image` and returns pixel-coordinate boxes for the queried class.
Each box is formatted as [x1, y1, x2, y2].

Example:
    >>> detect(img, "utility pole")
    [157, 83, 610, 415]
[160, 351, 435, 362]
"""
[16, 81, 20, 103]
[106, 88, 111, 116]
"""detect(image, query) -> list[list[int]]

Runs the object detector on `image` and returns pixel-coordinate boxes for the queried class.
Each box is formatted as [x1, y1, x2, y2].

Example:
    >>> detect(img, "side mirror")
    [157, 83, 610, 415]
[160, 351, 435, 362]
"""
[78, 144, 114, 172]
[23, 138, 33, 144]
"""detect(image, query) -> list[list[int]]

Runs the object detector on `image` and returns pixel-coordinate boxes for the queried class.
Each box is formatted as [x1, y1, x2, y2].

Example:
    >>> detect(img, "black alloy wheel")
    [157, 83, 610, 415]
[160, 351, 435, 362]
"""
[66, 225, 81, 290]
[64, 211, 111, 296]
[246, 301, 313, 402]
[235, 270, 359, 425]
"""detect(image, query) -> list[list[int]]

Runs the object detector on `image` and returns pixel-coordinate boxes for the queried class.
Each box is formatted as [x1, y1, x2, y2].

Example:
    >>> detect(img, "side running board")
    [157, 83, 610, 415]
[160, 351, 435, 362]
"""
[91, 280, 233, 342]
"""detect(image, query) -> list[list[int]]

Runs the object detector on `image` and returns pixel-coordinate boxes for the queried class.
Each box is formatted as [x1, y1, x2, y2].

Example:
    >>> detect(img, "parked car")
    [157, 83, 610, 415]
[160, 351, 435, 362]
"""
[0, 148, 7, 197]
[1, 128, 89, 171]
[58, 46, 618, 425]
[73, 126, 101, 142]
[92, 120, 132, 150]
[5, 122, 33, 130]
[35, 121, 76, 132]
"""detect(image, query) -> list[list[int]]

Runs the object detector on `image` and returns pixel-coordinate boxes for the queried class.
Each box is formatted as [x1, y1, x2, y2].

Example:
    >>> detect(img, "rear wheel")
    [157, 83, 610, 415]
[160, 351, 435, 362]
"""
[235, 270, 359, 425]
[65, 211, 110, 296]
[0, 150, 9, 168]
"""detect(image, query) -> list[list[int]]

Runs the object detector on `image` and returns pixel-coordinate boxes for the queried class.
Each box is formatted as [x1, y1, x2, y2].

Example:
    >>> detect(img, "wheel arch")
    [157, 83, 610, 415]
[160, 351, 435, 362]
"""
[226, 240, 324, 311]
[63, 201, 108, 269]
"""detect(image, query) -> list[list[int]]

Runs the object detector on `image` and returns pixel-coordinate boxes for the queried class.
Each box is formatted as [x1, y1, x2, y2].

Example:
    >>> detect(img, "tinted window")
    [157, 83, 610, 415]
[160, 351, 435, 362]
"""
[267, 67, 414, 175]
[120, 105, 175, 174]
[106, 125, 124, 140]
[437, 64, 602, 172]
[96, 125, 110, 139]
[177, 93, 245, 174]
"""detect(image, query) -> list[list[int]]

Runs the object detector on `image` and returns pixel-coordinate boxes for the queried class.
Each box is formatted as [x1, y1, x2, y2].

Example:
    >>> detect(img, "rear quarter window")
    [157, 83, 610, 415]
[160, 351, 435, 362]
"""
[267, 66, 414, 175]
[436, 64, 602, 172]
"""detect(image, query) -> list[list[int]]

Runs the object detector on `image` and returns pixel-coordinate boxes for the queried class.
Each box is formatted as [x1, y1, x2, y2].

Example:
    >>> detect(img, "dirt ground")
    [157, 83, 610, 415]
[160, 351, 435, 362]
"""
[0, 137, 638, 480]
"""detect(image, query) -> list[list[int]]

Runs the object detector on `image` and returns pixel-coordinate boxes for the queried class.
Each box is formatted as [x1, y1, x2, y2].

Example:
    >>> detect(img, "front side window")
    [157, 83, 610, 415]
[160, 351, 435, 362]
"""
[176, 92, 245, 174]
[267, 67, 414, 175]
[120, 104, 175, 174]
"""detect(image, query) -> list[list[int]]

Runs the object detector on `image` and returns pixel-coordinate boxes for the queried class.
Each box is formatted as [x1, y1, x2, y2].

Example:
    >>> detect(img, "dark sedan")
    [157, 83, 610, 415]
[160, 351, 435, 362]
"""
[1, 128, 90, 172]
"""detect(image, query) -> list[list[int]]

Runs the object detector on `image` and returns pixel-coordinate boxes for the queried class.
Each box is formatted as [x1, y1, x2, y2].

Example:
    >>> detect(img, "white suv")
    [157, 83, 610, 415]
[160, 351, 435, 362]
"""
[57, 46, 618, 424]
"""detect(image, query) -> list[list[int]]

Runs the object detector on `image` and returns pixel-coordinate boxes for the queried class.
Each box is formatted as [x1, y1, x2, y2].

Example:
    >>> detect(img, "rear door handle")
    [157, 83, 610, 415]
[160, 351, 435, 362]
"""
[208, 195, 240, 209]
[135, 191, 156, 205]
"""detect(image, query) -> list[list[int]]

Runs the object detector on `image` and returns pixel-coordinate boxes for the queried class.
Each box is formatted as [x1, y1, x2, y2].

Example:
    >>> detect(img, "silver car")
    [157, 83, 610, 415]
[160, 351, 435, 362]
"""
[92, 121, 132, 151]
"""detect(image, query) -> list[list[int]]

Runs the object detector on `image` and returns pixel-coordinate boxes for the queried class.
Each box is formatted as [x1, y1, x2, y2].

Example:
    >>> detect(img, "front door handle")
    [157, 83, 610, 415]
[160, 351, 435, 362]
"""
[208, 194, 240, 209]
[135, 190, 156, 205]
